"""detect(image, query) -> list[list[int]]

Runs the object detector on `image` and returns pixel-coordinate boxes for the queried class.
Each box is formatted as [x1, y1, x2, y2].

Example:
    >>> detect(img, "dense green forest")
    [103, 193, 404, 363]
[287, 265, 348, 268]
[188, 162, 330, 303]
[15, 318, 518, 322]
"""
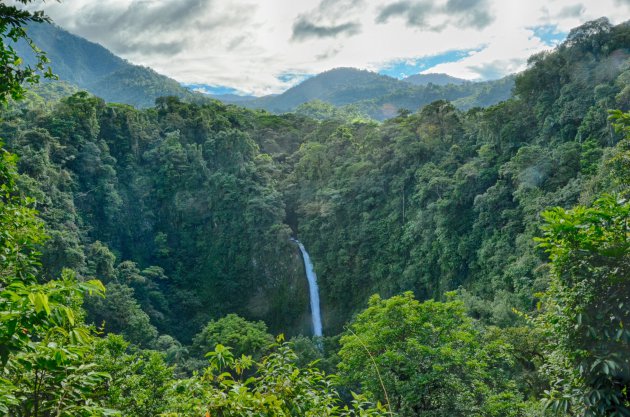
[1, 5, 630, 416]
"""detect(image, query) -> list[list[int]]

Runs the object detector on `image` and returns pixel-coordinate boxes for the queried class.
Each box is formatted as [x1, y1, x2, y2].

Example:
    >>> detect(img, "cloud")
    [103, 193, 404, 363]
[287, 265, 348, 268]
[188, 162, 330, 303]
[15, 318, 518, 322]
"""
[36, 0, 630, 95]
[467, 58, 523, 79]
[376, 1, 434, 26]
[376, 0, 494, 30]
[557, 4, 585, 18]
[116, 39, 187, 56]
[292, 17, 361, 40]
[291, 0, 364, 41]
[446, 0, 494, 29]
[316, 0, 366, 19]
[45, 0, 255, 57]
[316, 47, 342, 60]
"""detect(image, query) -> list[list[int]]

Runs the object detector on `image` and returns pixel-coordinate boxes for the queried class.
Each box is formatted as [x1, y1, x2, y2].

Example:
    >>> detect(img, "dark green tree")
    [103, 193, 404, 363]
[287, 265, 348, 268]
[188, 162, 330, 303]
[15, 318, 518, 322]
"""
[191, 314, 274, 361]
[0, 0, 54, 102]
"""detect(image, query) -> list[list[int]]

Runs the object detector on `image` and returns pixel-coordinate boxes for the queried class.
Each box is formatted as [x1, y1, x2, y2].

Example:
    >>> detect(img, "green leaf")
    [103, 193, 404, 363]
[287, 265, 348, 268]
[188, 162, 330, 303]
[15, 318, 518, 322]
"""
[28, 292, 50, 315]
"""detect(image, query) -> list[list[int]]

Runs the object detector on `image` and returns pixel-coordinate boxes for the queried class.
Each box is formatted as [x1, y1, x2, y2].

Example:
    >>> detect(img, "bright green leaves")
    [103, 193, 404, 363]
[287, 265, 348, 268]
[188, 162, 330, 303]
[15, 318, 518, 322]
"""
[92, 334, 175, 417]
[28, 291, 50, 314]
[537, 195, 630, 416]
[205, 343, 235, 373]
[338, 292, 525, 417]
[79, 279, 107, 296]
[167, 341, 388, 417]
[605, 110, 630, 191]
[0, 145, 111, 415]
[538, 195, 630, 260]
[193, 314, 274, 366]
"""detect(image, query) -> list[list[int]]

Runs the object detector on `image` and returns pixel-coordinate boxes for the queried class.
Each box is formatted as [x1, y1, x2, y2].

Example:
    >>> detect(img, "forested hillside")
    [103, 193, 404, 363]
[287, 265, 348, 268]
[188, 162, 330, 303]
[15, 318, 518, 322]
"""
[2, 10, 630, 417]
[16, 23, 198, 107]
[402, 72, 467, 86]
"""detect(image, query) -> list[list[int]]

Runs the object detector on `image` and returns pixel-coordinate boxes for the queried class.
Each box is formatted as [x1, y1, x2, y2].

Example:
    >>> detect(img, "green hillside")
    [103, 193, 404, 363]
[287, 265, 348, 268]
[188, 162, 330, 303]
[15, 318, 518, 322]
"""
[17, 23, 198, 107]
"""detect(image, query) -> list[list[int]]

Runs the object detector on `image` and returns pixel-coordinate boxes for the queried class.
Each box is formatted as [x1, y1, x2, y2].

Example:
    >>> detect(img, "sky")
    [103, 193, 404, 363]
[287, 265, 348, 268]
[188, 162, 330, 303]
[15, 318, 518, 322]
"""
[36, 0, 630, 96]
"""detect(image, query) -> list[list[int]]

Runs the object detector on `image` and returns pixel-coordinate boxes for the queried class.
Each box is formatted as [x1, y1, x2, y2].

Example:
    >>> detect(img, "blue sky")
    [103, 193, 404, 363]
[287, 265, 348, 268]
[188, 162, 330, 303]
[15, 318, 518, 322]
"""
[378, 48, 485, 79]
[531, 25, 569, 46]
[42, 0, 629, 96]
[184, 84, 245, 96]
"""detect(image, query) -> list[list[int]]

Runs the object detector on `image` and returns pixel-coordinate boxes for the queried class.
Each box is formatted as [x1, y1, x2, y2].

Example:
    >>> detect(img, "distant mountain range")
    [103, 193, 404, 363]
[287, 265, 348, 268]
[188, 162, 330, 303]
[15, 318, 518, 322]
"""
[218, 68, 514, 120]
[20, 23, 514, 119]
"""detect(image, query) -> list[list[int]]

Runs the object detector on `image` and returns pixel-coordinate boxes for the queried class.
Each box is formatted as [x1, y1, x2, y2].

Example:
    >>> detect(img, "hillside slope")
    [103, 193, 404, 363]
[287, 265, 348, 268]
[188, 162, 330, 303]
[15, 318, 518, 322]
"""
[18, 23, 197, 107]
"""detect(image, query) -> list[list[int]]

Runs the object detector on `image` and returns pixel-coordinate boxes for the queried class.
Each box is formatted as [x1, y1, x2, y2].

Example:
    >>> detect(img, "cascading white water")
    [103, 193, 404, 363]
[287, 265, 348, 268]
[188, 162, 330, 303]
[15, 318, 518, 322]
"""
[293, 239, 323, 337]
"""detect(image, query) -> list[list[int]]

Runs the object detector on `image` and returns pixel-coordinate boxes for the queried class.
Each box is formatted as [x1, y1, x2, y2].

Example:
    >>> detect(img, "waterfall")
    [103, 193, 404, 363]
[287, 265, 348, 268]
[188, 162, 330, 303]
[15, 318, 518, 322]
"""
[292, 239, 323, 337]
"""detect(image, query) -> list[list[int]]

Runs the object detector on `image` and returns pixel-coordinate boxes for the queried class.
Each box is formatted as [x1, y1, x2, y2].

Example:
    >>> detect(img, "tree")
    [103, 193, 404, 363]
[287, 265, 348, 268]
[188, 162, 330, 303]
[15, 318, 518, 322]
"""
[86, 282, 158, 347]
[537, 195, 630, 416]
[533, 111, 630, 416]
[338, 292, 524, 417]
[0, 146, 109, 415]
[93, 334, 174, 417]
[191, 314, 274, 361]
[0, 0, 54, 103]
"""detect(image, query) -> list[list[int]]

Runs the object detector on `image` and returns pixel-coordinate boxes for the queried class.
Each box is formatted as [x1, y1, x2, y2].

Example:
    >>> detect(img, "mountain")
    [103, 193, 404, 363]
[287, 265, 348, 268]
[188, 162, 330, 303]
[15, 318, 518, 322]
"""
[214, 67, 514, 120]
[247, 68, 402, 111]
[18, 23, 198, 107]
[20, 24, 511, 118]
[402, 73, 468, 86]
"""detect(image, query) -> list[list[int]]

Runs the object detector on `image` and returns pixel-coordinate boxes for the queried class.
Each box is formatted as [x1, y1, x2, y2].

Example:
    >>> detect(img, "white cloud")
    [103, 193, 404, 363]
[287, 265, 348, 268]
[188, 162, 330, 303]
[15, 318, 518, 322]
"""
[38, 0, 630, 95]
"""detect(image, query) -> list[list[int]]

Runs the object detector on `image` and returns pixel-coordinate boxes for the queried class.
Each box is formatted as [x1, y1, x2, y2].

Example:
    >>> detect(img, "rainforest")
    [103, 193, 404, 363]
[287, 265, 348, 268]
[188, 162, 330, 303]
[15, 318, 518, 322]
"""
[1, 2, 630, 416]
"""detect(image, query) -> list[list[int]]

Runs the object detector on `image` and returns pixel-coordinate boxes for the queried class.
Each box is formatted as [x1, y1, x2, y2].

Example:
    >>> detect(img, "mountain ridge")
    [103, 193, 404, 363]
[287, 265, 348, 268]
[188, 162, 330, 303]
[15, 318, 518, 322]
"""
[18, 23, 198, 107]
[20, 23, 513, 119]
[402, 72, 468, 86]
[214, 67, 514, 120]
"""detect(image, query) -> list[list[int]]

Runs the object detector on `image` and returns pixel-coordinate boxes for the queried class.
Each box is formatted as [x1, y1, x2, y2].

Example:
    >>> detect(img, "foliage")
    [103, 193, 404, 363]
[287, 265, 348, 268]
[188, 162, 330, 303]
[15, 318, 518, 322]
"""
[92, 334, 174, 417]
[294, 100, 370, 122]
[86, 282, 159, 347]
[0, 0, 54, 103]
[0, 145, 110, 415]
[338, 292, 525, 417]
[2, 19, 628, 341]
[1, 15, 630, 417]
[191, 313, 274, 362]
[536, 195, 630, 416]
[164, 340, 389, 417]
